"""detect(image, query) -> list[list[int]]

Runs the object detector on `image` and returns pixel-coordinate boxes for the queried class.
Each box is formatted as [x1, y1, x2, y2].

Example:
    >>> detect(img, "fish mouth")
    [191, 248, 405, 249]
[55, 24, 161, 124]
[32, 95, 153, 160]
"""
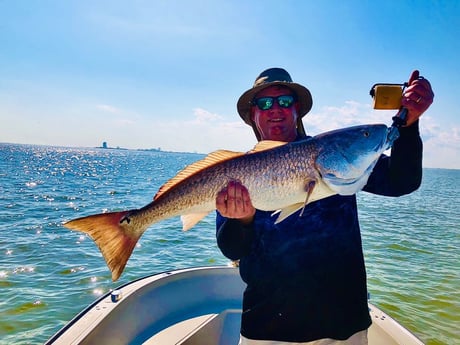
[322, 157, 380, 196]
[323, 173, 360, 186]
[368, 127, 393, 153]
[386, 126, 400, 147]
[323, 157, 377, 187]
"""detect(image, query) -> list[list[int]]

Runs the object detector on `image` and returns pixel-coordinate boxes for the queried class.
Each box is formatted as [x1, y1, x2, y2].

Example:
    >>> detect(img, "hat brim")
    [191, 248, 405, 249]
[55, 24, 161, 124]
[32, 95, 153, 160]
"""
[237, 81, 313, 125]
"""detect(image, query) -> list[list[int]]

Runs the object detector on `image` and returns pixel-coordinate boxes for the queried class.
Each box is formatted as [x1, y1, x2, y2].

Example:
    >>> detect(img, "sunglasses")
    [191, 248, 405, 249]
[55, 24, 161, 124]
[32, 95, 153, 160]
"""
[253, 95, 296, 111]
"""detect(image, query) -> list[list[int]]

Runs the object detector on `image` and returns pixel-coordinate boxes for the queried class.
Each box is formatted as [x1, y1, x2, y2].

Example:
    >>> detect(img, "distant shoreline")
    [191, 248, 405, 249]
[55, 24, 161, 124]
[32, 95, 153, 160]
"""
[0, 142, 458, 170]
[0, 141, 204, 156]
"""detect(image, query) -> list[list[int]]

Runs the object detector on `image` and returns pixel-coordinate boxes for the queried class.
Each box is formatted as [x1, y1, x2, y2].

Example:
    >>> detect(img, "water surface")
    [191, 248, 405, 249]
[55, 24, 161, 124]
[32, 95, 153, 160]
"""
[0, 144, 458, 344]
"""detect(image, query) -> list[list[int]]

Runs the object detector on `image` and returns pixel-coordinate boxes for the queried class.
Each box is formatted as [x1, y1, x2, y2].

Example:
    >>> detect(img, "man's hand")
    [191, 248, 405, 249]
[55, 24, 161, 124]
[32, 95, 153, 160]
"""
[216, 180, 256, 225]
[400, 70, 434, 126]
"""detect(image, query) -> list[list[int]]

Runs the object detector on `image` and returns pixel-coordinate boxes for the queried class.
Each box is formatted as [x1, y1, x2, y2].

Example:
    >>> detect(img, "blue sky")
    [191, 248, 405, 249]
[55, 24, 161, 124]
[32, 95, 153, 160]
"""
[1, 1, 459, 168]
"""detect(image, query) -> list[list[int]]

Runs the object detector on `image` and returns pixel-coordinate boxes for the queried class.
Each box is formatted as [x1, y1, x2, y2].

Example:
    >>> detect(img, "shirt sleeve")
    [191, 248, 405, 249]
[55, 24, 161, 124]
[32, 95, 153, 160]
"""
[364, 121, 423, 196]
[216, 212, 255, 261]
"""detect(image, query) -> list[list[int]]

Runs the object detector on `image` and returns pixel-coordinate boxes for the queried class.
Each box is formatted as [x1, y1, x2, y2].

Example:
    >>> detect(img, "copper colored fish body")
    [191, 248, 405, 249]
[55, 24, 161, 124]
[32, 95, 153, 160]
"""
[65, 124, 392, 280]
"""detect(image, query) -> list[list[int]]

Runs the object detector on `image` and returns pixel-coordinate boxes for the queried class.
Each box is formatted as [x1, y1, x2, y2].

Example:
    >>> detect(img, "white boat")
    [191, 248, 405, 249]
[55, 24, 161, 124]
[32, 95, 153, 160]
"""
[46, 266, 424, 345]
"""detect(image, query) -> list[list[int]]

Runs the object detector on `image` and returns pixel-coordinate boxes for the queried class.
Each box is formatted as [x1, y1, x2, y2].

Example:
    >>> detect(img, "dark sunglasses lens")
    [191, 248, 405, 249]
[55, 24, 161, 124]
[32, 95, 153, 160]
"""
[256, 97, 274, 110]
[278, 95, 294, 108]
[254, 95, 295, 110]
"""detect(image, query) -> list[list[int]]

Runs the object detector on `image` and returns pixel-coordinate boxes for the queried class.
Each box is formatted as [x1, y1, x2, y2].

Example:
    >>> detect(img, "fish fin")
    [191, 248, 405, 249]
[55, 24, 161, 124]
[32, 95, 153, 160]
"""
[273, 181, 318, 223]
[154, 150, 245, 200]
[181, 212, 211, 231]
[299, 180, 316, 217]
[273, 203, 305, 224]
[64, 210, 143, 281]
[248, 140, 287, 153]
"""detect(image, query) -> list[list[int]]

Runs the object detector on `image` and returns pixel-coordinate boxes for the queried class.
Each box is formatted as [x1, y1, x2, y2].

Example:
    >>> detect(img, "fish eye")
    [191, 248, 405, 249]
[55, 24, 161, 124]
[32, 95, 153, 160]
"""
[363, 131, 370, 138]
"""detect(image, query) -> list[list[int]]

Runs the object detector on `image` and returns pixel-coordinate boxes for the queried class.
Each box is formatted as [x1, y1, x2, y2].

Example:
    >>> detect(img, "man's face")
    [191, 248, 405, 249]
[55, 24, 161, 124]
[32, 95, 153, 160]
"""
[251, 85, 299, 142]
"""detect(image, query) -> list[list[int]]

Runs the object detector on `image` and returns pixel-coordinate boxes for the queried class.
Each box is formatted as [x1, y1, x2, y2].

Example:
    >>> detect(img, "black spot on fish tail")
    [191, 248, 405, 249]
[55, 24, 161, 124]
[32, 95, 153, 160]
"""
[120, 215, 131, 224]
[119, 209, 143, 225]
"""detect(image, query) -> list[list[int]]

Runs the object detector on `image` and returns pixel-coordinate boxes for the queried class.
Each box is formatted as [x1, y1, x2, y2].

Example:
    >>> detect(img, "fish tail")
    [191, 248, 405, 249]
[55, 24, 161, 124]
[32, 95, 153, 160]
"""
[64, 210, 143, 281]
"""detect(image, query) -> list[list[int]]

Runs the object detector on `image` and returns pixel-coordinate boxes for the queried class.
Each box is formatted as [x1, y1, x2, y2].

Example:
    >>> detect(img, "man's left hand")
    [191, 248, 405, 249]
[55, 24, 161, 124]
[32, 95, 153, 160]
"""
[401, 70, 434, 126]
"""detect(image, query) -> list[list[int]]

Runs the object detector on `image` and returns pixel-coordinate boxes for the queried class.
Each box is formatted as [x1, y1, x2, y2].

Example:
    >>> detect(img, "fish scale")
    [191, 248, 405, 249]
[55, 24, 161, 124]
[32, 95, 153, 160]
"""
[64, 124, 393, 281]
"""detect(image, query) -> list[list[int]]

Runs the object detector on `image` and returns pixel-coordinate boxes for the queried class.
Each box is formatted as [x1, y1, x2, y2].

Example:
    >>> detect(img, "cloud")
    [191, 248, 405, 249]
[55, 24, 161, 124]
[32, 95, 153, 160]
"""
[149, 103, 459, 168]
[96, 104, 121, 113]
[305, 101, 389, 134]
[419, 115, 460, 146]
[146, 109, 253, 153]
[421, 117, 460, 168]
[188, 108, 223, 124]
[95, 104, 137, 126]
[303, 101, 460, 169]
[114, 118, 135, 126]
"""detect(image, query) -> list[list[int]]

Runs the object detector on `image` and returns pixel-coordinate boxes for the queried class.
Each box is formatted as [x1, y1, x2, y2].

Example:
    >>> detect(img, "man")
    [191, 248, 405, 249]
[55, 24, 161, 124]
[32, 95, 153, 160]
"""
[215, 68, 434, 344]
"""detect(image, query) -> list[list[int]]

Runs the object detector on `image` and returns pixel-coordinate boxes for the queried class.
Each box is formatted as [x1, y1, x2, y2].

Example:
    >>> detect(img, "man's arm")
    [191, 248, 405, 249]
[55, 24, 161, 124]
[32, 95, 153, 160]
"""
[364, 121, 423, 196]
[364, 70, 433, 196]
[216, 214, 254, 260]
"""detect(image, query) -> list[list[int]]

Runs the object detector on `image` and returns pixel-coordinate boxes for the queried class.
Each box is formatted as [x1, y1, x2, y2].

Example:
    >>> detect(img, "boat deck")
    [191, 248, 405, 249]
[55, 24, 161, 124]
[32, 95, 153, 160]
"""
[144, 307, 422, 345]
[46, 266, 424, 345]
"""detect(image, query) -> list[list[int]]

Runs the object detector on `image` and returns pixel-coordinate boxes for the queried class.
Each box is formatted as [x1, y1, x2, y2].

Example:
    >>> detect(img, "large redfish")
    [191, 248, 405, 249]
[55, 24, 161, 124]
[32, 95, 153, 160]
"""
[64, 124, 394, 281]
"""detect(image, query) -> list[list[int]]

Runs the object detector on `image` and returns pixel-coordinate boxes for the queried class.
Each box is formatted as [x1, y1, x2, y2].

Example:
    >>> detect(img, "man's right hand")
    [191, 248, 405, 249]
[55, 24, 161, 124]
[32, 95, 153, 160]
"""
[216, 180, 256, 225]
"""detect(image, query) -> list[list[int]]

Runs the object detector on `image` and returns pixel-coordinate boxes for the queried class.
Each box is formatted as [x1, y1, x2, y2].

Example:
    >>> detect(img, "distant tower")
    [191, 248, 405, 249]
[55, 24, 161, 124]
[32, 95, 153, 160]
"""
[102, 142, 108, 149]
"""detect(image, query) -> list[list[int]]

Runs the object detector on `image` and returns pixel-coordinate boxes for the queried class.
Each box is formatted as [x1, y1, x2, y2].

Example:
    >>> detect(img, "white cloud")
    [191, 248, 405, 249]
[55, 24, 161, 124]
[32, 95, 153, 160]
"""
[140, 103, 459, 169]
[302, 102, 460, 169]
[421, 120, 460, 169]
[95, 104, 137, 126]
[96, 104, 121, 113]
[305, 101, 391, 135]
[188, 108, 223, 124]
[146, 110, 254, 154]
[2, 98, 458, 168]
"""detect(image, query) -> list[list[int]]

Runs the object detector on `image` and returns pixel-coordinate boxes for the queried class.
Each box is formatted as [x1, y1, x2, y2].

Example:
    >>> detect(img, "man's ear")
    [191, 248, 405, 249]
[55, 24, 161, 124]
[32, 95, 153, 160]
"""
[295, 102, 301, 113]
[250, 107, 257, 122]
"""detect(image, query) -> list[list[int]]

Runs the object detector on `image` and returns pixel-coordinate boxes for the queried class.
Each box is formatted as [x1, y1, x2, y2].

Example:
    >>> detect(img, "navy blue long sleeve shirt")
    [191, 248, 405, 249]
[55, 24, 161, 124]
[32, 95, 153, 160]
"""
[216, 123, 422, 342]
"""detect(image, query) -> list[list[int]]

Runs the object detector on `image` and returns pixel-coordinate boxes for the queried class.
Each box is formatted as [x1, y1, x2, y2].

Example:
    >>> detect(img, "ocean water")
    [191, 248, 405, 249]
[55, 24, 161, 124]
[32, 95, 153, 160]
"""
[0, 143, 458, 345]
